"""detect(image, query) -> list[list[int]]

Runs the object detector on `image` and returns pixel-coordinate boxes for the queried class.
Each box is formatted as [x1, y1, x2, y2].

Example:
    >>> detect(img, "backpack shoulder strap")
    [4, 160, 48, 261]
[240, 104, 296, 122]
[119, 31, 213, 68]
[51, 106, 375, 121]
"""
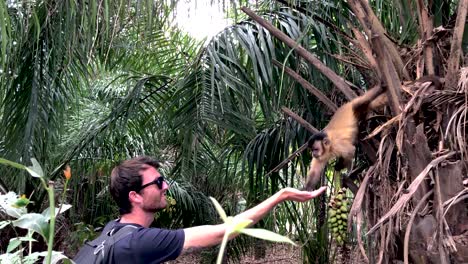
[94, 225, 138, 263]
[108, 225, 139, 242]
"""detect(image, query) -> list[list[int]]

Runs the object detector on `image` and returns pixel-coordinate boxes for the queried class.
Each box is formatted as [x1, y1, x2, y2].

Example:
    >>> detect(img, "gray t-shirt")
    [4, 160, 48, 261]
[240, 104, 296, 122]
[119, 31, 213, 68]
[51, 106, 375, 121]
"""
[74, 219, 185, 264]
[106, 220, 185, 263]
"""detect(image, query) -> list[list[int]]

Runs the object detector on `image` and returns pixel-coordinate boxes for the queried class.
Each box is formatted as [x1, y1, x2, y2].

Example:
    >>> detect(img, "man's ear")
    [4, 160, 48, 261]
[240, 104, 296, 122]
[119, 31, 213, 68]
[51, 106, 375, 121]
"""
[128, 191, 142, 204]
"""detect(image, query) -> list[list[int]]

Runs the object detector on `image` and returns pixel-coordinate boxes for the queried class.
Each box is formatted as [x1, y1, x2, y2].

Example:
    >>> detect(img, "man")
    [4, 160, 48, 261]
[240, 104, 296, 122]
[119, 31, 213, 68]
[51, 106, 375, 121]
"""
[75, 156, 326, 263]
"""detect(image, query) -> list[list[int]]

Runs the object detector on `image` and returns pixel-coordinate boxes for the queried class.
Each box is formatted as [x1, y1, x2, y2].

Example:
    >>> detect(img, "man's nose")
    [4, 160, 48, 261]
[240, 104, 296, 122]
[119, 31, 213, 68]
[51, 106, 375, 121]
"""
[162, 180, 169, 190]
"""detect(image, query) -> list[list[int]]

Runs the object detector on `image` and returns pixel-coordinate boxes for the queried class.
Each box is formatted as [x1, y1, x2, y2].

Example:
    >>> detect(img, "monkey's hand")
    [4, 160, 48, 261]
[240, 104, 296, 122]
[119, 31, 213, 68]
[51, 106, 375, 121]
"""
[280, 186, 327, 202]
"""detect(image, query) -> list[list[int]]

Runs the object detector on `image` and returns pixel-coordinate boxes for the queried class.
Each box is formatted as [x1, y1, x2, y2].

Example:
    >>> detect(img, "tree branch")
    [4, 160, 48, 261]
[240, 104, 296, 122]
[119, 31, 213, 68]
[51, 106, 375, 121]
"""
[416, 0, 435, 76]
[275, 0, 355, 43]
[272, 60, 338, 112]
[372, 34, 402, 116]
[445, 0, 468, 89]
[263, 107, 320, 176]
[241, 6, 357, 100]
[347, 0, 410, 80]
[281, 107, 319, 134]
[351, 26, 380, 78]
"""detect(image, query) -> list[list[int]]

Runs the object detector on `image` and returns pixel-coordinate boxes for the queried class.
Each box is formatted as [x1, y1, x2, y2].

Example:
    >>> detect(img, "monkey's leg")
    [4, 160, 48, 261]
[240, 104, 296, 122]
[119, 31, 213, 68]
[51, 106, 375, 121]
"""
[341, 172, 358, 195]
[333, 157, 355, 192]
[335, 153, 355, 190]
[334, 157, 353, 172]
[334, 157, 346, 171]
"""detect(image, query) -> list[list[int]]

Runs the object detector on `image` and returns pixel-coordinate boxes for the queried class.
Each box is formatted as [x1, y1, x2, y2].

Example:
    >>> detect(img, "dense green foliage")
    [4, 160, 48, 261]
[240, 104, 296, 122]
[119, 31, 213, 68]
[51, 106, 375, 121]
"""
[0, 0, 465, 262]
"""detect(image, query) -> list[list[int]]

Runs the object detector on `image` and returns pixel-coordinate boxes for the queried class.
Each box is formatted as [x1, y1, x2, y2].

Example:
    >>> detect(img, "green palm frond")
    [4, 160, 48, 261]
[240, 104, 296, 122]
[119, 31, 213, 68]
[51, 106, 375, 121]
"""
[0, 0, 181, 192]
[61, 73, 173, 163]
[171, 4, 353, 194]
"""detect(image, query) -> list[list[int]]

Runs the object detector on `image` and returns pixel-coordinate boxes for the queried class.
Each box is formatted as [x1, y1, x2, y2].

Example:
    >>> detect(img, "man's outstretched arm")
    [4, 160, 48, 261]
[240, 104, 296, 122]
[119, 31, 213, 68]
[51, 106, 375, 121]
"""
[182, 186, 327, 254]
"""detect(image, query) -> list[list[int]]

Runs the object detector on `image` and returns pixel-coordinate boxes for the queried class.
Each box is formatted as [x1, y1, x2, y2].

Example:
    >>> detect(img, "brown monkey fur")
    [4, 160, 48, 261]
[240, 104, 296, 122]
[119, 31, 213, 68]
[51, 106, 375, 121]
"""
[303, 86, 387, 191]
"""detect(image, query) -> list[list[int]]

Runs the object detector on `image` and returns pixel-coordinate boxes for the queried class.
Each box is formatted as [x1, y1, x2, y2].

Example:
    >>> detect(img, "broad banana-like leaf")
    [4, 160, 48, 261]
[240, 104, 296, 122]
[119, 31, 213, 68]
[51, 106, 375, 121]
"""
[26, 158, 44, 178]
[209, 196, 228, 222]
[41, 204, 72, 220]
[241, 228, 296, 246]
[231, 218, 252, 233]
[13, 213, 49, 240]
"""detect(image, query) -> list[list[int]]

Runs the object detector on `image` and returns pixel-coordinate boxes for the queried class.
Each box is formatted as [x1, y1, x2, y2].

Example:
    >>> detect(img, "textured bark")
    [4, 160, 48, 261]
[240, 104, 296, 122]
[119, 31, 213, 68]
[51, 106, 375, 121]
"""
[347, 0, 410, 81]
[402, 124, 432, 202]
[437, 161, 467, 235]
[446, 0, 468, 89]
[372, 34, 402, 116]
[416, 0, 435, 76]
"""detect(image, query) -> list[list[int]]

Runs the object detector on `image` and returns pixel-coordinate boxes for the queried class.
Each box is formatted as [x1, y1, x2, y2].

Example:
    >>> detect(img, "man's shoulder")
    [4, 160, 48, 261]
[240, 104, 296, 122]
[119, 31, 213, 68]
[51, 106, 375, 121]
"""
[110, 220, 143, 231]
[126, 225, 184, 241]
[109, 220, 184, 243]
[113, 224, 185, 263]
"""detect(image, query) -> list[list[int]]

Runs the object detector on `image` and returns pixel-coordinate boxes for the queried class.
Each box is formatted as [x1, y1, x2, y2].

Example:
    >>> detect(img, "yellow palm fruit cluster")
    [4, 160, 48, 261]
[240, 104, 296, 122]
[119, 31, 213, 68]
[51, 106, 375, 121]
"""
[327, 188, 349, 245]
[163, 196, 177, 214]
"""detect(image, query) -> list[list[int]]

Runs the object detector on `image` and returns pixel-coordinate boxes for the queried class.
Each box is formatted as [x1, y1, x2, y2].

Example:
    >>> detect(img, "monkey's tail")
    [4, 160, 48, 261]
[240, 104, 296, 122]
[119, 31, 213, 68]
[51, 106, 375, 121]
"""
[369, 93, 388, 110]
[351, 85, 386, 116]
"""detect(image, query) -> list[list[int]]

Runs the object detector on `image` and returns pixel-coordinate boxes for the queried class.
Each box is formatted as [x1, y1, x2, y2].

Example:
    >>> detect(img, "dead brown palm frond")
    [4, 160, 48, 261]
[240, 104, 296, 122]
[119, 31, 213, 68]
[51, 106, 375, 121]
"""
[382, 134, 396, 179]
[366, 151, 456, 235]
[328, 53, 371, 72]
[452, 67, 468, 160]
[355, 211, 369, 263]
[443, 188, 468, 217]
[347, 166, 375, 263]
[348, 166, 374, 228]
[430, 90, 466, 108]
[457, 67, 468, 93]
[365, 115, 401, 140]
[428, 86, 468, 160]
[395, 81, 434, 153]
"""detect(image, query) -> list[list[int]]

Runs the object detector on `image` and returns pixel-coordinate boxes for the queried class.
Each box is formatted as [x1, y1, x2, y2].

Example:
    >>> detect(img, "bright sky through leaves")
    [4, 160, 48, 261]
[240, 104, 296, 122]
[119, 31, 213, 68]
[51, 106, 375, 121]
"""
[174, 0, 232, 40]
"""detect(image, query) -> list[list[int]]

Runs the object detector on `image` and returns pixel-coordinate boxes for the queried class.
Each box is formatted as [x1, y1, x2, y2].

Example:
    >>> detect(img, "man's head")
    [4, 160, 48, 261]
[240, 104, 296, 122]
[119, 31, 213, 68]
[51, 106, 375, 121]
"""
[110, 156, 169, 215]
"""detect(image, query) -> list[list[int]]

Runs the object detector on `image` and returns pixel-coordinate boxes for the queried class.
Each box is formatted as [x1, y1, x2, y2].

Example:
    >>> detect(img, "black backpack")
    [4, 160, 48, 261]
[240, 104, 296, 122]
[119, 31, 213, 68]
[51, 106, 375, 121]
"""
[73, 222, 138, 264]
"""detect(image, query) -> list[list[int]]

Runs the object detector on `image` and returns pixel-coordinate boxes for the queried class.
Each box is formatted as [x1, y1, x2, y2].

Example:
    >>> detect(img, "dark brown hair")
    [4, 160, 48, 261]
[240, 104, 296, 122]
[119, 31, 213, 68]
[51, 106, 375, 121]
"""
[110, 156, 160, 215]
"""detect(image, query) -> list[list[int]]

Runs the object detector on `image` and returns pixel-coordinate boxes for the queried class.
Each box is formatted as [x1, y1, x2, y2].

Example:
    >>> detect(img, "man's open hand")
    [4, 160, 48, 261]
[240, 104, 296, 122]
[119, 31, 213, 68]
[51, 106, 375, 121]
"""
[280, 186, 327, 202]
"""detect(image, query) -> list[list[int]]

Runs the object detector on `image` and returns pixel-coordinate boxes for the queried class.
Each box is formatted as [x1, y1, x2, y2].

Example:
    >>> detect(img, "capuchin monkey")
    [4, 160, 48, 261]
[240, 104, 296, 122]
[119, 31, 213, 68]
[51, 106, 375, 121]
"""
[303, 86, 387, 191]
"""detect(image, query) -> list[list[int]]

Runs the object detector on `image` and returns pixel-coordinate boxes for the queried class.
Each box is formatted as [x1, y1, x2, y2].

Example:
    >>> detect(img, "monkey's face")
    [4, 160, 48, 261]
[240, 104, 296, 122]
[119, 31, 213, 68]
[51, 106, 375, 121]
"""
[310, 140, 324, 158]
[310, 138, 331, 160]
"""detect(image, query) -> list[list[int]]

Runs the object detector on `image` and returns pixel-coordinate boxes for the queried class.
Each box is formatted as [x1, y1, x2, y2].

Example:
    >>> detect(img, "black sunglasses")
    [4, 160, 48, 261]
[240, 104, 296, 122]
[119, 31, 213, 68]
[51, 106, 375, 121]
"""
[138, 176, 165, 191]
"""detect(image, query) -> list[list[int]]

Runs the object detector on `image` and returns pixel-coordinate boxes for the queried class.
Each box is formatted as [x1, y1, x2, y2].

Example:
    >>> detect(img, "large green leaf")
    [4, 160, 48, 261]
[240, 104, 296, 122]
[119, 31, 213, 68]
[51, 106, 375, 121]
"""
[6, 238, 21, 253]
[209, 196, 228, 222]
[231, 218, 253, 233]
[26, 158, 44, 178]
[6, 235, 37, 253]
[13, 213, 49, 239]
[41, 204, 72, 220]
[0, 220, 10, 230]
[23, 251, 70, 264]
[241, 228, 296, 245]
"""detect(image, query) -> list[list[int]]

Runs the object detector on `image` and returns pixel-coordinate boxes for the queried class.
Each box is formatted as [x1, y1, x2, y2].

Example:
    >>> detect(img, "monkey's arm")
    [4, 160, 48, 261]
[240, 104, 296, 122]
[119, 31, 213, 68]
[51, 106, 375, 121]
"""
[303, 158, 327, 191]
